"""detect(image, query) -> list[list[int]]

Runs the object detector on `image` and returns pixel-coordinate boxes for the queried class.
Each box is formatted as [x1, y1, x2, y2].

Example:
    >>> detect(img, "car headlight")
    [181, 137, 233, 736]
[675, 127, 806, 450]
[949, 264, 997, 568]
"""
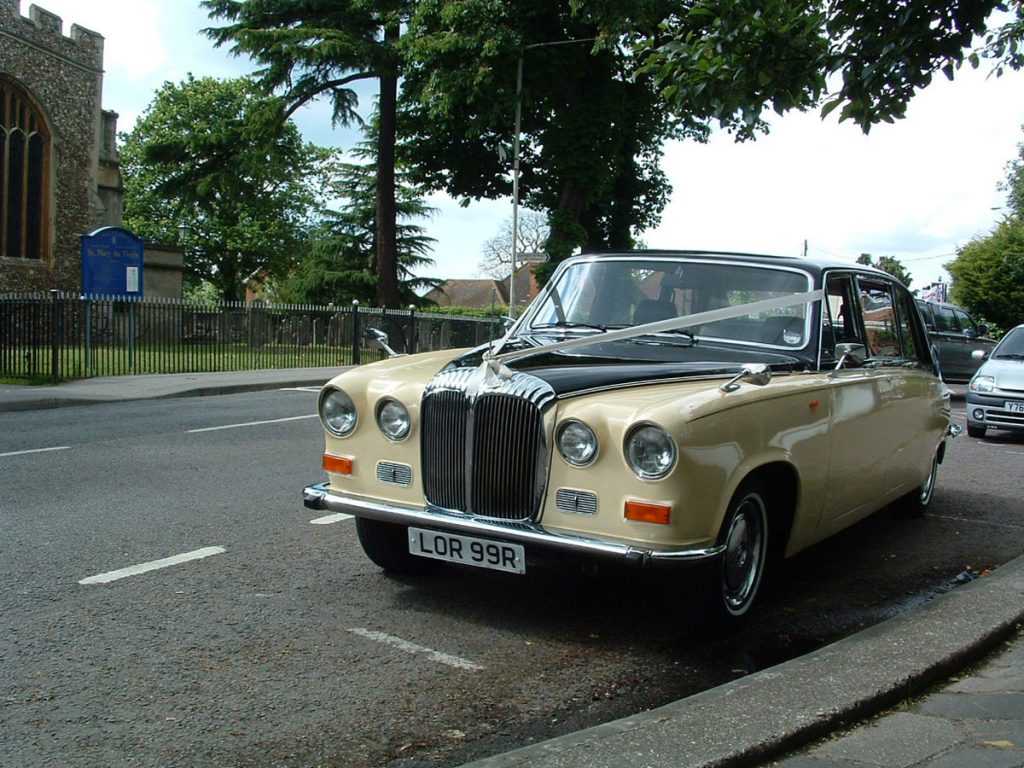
[557, 420, 598, 466]
[970, 375, 995, 393]
[320, 388, 357, 436]
[376, 399, 411, 441]
[624, 424, 676, 479]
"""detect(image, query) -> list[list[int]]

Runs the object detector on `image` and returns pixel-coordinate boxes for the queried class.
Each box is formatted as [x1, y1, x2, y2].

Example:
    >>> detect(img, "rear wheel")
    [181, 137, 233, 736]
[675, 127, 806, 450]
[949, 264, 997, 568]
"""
[681, 478, 770, 636]
[893, 450, 939, 518]
[355, 518, 436, 574]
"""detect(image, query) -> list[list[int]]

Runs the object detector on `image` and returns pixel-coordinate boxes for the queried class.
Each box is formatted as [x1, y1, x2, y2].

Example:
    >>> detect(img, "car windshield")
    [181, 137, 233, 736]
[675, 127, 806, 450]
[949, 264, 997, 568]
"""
[524, 257, 813, 350]
[993, 328, 1024, 359]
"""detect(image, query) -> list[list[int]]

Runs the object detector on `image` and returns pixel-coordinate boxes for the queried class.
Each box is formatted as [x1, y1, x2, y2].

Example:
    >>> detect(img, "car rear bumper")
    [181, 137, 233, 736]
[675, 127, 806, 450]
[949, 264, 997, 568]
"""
[303, 482, 725, 568]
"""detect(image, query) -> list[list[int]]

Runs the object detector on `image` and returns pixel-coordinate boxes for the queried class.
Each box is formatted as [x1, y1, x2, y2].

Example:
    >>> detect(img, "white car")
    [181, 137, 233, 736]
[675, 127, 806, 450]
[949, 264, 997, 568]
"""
[966, 324, 1024, 438]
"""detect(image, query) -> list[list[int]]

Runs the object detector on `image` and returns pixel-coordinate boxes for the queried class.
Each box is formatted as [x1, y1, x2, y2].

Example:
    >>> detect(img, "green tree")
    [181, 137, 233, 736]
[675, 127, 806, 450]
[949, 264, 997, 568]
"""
[120, 75, 334, 301]
[947, 132, 1024, 330]
[202, 0, 410, 309]
[638, 0, 1020, 137]
[856, 253, 914, 287]
[273, 139, 441, 306]
[947, 218, 1024, 331]
[401, 0, 704, 277]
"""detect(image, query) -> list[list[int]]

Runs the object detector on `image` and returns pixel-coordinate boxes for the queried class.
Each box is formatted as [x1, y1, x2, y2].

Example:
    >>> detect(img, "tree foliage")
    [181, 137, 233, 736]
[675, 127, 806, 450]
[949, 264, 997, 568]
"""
[401, 0, 703, 278]
[947, 218, 1024, 331]
[273, 139, 441, 306]
[202, 0, 412, 308]
[947, 130, 1024, 331]
[120, 75, 334, 301]
[856, 253, 914, 287]
[640, 0, 1015, 136]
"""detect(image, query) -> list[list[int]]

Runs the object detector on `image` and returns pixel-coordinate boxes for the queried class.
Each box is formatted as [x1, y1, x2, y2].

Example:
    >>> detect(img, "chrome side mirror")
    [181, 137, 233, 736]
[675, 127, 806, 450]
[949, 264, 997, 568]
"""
[831, 342, 867, 374]
[720, 363, 772, 393]
[364, 327, 404, 358]
[971, 349, 988, 361]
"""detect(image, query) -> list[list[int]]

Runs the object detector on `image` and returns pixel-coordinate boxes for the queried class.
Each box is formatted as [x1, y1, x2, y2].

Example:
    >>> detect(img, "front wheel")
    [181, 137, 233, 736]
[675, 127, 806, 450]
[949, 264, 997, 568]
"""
[355, 518, 436, 574]
[680, 478, 770, 636]
[967, 424, 987, 439]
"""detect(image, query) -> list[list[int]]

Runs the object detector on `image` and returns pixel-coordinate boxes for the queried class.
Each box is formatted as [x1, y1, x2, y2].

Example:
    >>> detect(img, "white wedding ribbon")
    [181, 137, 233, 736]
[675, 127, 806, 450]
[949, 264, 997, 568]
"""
[483, 289, 824, 374]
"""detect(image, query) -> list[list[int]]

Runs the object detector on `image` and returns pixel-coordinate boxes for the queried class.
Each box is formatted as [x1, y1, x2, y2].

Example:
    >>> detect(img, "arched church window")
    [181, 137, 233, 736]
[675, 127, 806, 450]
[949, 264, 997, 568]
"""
[1, 78, 50, 261]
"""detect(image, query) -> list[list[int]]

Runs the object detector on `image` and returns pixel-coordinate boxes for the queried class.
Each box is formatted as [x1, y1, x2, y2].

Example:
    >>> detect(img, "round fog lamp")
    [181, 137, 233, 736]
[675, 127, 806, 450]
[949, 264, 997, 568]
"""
[973, 409, 985, 421]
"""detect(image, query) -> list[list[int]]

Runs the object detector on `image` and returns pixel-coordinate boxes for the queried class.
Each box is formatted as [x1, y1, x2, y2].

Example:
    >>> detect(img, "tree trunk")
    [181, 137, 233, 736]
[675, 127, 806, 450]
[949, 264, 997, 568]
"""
[375, 23, 400, 309]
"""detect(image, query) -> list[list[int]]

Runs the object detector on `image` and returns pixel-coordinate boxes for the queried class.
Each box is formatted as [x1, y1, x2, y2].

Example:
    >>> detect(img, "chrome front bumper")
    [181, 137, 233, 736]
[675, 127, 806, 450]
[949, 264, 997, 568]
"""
[303, 482, 724, 568]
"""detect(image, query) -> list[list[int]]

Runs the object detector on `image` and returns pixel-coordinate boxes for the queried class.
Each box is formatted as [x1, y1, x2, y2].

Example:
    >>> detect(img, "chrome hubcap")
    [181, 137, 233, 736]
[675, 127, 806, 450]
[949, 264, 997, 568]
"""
[723, 495, 766, 614]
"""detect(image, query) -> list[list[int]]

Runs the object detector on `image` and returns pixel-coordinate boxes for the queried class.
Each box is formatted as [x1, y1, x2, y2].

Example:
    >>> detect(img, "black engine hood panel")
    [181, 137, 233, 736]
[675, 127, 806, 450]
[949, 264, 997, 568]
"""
[446, 346, 807, 398]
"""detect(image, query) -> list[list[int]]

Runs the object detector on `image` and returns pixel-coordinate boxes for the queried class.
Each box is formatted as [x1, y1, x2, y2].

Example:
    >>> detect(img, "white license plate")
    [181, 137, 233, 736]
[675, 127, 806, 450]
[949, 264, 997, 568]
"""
[409, 528, 525, 574]
[1005, 401, 1024, 413]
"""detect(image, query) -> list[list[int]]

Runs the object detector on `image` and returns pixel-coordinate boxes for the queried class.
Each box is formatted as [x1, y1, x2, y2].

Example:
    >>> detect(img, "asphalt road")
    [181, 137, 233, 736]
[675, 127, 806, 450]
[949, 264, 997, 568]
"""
[1, 391, 1022, 768]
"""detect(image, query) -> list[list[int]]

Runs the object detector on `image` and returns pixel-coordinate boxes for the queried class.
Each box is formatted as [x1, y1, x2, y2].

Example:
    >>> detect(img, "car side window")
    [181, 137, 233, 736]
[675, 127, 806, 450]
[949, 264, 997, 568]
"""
[894, 289, 929, 364]
[856, 279, 902, 360]
[935, 305, 961, 333]
[952, 308, 975, 335]
[916, 301, 936, 332]
[822, 273, 863, 359]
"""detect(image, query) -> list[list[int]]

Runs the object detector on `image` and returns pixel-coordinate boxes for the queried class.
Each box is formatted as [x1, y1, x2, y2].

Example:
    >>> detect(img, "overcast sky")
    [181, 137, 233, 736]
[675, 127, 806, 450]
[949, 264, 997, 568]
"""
[25, 0, 1024, 292]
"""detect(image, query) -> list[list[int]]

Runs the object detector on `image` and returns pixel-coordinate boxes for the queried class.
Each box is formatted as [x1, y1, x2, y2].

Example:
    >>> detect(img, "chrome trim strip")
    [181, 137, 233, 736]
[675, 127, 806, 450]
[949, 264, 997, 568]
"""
[303, 483, 724, 567]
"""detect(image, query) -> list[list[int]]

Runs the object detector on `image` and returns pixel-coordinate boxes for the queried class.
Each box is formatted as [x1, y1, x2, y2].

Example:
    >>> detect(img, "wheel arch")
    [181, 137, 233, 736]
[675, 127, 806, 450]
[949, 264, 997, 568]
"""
[742, 461, 799, 562]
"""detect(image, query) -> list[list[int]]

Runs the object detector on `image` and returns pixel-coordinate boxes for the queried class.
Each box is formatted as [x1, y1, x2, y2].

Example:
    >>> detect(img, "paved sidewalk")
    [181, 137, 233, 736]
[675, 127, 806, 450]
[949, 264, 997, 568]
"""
[2, 370, 1021, 768]
[0, 366, 343, 412]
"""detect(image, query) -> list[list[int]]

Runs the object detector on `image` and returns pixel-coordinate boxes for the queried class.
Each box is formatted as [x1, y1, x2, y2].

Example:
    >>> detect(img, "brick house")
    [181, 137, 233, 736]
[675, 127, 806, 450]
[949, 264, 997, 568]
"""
[425, 264, 541, 311]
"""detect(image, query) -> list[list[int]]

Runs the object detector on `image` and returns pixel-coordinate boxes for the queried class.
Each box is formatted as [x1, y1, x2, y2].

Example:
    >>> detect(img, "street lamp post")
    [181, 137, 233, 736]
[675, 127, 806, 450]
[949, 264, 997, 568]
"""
[507, 37, 598, 320]
[509, 52, 525, 320]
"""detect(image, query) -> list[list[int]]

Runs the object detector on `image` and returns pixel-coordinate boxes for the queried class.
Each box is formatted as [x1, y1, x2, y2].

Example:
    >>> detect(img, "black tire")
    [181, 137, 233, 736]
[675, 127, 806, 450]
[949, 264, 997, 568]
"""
[680, 478, 770, 636]
[967, 424, 987, 439]
[355, 518, 435, 574]
[893, 450, 939, 518]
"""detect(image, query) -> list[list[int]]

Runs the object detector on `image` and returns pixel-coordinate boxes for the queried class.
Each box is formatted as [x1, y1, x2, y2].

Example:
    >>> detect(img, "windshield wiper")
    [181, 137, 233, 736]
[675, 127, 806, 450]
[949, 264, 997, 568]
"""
[994, 353, 1024, 360]
[530, 321, 612, 332]
[629, 328, 697, 347]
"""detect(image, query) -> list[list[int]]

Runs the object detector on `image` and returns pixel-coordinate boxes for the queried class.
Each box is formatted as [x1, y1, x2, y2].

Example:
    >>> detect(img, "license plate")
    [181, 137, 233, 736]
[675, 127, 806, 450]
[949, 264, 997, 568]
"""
[1005, 401, 1024, 413]
[409, 528, 525, 574]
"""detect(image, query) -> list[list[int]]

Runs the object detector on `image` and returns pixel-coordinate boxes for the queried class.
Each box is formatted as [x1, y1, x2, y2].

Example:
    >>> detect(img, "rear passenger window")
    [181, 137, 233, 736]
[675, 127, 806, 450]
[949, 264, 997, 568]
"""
[952, 309, 974, 334]
[857, 280, 902, 359]
[935, 306, 961, 333]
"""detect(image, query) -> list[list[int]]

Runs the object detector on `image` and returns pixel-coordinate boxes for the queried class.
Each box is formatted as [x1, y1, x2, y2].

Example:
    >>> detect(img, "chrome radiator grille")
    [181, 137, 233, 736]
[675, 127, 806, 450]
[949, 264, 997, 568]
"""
[421, 368, 554, 521]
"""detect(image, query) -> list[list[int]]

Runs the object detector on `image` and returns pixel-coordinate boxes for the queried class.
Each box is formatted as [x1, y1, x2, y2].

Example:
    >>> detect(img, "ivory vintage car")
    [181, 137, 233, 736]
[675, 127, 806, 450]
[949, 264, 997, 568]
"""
[304, 251, 954, 632]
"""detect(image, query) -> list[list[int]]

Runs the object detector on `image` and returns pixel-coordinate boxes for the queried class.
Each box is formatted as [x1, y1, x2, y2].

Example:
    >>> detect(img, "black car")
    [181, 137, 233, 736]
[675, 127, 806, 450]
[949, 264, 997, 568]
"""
[916, 300, 996, 384]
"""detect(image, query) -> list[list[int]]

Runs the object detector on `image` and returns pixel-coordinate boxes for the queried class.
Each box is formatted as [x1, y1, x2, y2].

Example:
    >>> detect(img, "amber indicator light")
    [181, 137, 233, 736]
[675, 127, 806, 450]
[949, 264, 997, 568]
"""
[322, 454, 354, 475]
[624, 500, 671, 525]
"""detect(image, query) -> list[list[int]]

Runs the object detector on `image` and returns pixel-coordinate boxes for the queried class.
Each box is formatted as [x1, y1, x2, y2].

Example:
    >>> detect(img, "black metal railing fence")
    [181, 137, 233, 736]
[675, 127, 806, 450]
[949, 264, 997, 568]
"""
[0, 291, 503, 383]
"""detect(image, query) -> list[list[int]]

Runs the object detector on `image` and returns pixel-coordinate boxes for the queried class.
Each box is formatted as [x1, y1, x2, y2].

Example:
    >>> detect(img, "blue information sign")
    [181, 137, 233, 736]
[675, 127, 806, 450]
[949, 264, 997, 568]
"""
[81, 227, 145, 298]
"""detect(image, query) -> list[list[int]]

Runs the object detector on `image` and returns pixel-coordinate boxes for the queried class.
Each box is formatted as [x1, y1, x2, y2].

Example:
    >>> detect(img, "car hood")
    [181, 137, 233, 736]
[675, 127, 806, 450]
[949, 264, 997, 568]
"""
[448, 346, 806, 398]
[977, 358, 1024, 392]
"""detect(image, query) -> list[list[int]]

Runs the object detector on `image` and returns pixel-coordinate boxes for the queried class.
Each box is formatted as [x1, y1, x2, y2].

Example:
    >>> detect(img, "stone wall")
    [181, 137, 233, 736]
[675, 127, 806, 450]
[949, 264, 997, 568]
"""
[0, 0, 107, 293]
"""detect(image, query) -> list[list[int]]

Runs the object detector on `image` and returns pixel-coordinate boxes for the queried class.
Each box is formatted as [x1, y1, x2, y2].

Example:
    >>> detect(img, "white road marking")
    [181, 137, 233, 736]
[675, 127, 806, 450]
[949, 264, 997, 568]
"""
[79, 546, 226, 585]
[187, 414, 317, 433]
[348, 628, 483, 671]
[0, 445, 70, 458]
[280, 386, 322, 392]
[311, 513, 352, 525]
